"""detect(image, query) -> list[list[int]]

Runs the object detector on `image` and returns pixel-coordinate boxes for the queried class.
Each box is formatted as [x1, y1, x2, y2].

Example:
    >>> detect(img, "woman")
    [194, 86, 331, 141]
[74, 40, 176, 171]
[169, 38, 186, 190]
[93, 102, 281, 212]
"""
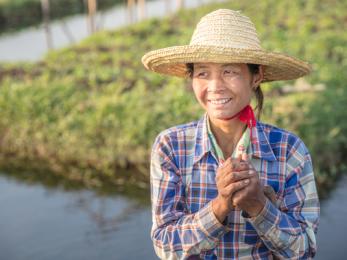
[142, 9, 319, 259]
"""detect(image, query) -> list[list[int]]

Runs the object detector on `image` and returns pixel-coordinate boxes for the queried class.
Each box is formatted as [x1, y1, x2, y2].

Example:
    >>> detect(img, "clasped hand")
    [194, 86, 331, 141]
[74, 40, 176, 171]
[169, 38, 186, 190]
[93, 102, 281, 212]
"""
[213, 155, 266, 222]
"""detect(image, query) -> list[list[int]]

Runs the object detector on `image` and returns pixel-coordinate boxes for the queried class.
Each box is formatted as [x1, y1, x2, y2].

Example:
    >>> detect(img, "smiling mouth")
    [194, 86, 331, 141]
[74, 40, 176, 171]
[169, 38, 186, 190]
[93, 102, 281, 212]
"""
[208, 98, 232, 105]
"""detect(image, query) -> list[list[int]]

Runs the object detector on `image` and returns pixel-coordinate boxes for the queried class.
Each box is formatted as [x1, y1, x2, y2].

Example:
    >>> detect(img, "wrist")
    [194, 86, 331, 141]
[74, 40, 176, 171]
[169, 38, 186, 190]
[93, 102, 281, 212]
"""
[246, 197, 266, 218]
[212, 196, 230, 223]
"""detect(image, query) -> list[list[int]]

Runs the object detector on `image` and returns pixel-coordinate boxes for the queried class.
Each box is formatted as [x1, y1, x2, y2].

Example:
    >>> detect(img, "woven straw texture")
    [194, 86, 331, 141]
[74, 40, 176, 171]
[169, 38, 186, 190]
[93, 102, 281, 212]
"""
[142, 9, 311, 82]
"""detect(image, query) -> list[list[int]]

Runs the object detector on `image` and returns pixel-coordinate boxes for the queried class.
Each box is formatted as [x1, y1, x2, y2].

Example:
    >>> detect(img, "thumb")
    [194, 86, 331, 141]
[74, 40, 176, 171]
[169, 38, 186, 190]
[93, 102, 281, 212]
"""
[241, 153, 249, 162]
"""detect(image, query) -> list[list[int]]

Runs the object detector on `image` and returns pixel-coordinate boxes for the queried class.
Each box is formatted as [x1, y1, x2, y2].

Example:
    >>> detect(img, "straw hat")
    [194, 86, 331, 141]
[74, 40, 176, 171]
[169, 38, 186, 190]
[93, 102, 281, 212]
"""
[141, 9, 311, 82]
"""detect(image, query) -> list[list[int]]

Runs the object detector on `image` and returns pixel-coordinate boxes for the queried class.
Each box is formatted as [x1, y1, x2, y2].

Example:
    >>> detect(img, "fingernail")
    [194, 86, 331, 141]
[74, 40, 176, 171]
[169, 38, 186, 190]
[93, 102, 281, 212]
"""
[249, 170, 254, 175]
[244, 179, 250, 184]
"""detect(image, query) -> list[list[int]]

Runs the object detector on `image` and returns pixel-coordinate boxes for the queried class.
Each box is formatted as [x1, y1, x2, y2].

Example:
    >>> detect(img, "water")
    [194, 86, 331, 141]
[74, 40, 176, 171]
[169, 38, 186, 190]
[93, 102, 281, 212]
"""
[0, 0, 346, 257]
[0, 172, 346, 260]
[315, 175, 347, 259]
[0, 173, 156, 260]
[0, 0, 224, 62]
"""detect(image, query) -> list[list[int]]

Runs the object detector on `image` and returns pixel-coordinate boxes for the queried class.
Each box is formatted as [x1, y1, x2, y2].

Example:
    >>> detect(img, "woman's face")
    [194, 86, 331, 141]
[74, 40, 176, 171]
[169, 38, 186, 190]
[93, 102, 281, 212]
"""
[192, 63, 262, 124]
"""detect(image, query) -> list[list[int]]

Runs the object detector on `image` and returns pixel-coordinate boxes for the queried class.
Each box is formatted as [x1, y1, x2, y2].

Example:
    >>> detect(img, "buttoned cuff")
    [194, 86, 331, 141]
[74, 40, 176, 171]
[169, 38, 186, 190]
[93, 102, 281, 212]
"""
[196, 201, 230, 240]
[246, 199, 280, 235]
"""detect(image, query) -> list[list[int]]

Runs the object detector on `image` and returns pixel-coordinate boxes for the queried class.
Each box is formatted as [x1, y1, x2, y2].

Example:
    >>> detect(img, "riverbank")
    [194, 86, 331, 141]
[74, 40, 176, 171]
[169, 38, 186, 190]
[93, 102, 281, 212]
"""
[0, 0, 346, 194]
[0, 0, 124, 34]
[0, 0, 223, 62]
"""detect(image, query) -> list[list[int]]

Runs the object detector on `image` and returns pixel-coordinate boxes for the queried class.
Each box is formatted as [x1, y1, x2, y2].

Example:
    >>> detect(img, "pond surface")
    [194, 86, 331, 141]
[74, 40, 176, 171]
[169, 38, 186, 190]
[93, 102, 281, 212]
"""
[0, 171, 346, 259]
[315, 175, 347, 260]
[0, 0, 225, 62]
[0, 173, 155, 259]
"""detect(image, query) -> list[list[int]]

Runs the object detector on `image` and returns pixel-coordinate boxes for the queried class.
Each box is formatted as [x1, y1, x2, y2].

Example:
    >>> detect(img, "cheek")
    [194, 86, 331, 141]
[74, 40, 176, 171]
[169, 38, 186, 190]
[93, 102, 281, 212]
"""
[241, 90, 253, 104]
[230, 78, 253, 99]
[241, 86, 253, 98]
[192, 85, 206, 103]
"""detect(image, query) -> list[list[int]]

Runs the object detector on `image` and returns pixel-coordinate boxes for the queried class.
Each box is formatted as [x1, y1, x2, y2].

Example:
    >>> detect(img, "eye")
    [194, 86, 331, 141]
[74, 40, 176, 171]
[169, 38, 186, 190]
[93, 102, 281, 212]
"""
[194, 71, 208, 78]
[223, 68, 239, 76]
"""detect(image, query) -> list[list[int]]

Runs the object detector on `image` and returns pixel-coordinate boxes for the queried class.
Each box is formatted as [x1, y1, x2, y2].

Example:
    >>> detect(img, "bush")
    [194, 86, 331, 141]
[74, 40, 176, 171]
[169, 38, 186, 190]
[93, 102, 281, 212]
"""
[0, 0, 346, 192]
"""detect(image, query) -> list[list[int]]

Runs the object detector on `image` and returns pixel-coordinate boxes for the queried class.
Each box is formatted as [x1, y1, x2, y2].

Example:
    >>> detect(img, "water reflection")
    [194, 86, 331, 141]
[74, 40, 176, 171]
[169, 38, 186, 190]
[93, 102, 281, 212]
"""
[0, 171, 155, 260]
[0, 165, 150, 203]
[315, 175, 347, 260]
[65, 192, 147, 236]
[1, 169, 346, 259]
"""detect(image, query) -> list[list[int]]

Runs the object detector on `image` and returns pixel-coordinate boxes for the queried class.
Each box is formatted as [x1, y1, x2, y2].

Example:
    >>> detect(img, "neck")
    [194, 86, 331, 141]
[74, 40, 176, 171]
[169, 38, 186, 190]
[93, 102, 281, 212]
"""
[209, 117, 247, 158]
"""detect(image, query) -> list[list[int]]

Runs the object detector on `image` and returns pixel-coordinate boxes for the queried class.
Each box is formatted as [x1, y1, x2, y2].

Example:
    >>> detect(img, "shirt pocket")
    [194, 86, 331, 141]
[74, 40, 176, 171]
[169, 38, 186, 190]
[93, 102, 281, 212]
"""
[255, 159, 286, 204]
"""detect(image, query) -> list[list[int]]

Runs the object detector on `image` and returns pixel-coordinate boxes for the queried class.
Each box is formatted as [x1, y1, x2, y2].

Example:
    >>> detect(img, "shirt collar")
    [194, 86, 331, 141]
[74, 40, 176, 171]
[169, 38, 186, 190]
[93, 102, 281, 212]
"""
[207, 117, 252, 161]
[206, 116, 225, 161]
[193, 113, 277, 163]
[251, 122, 277, 161]
[194, 114, 212, 163]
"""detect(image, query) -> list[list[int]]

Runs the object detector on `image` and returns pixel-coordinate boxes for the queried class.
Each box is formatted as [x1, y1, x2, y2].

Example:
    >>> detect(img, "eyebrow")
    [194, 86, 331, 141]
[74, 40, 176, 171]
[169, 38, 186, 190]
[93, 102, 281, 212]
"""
[194, 65, 209, 69]
[194, 63, 241, 69]
[221, 63, 241, 68]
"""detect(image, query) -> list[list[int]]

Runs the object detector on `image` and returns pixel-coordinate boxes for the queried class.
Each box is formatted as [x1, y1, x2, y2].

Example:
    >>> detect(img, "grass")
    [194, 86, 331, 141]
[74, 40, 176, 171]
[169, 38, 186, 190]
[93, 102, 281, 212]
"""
[0, 0, 346, 196]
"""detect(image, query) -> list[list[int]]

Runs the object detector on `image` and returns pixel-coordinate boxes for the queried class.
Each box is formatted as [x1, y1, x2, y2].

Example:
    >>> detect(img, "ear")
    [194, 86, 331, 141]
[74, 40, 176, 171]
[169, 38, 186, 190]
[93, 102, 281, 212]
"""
[252, 65, 264, 89]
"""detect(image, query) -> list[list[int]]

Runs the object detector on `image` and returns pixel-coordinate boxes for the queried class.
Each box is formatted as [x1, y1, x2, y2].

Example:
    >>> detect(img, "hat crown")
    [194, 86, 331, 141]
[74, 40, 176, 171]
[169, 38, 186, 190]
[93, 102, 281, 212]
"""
[190, 9, 262, 50]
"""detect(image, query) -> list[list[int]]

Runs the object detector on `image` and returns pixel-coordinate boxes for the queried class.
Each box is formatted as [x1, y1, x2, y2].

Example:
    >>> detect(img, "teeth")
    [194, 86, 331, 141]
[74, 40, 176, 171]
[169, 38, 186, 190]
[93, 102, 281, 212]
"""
[210, 98, 231, 105]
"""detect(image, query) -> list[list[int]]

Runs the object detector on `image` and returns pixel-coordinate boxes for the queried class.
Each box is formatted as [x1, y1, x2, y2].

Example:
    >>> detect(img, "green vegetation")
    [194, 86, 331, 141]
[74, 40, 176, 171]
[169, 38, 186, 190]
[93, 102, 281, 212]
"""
[0, 0, 123, 34]
[0, 0, 346, 196]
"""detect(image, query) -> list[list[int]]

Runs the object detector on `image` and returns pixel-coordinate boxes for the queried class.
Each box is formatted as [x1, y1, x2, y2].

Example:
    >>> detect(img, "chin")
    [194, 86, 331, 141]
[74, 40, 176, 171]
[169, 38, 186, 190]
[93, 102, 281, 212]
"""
[210, 113, 233, 121]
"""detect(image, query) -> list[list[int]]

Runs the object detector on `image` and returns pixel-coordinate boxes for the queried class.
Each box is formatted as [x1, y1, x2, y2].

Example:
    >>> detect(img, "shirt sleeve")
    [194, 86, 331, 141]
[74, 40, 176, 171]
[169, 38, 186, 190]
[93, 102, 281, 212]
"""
[247, 139, 320, 259]
[150, 133, 229, 260]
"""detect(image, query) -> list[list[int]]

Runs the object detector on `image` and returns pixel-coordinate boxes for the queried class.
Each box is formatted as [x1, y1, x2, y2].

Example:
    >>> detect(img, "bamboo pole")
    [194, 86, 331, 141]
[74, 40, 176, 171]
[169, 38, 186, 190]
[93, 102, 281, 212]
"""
[177, 0, 184, 9]
[60, 20, 75, 43]
[138, 0, 145, 20]
[40, 0, 53, 49]
[127, 0, 135, 23]
[87, 0, 97, 34]
[165, 0, 170, 14]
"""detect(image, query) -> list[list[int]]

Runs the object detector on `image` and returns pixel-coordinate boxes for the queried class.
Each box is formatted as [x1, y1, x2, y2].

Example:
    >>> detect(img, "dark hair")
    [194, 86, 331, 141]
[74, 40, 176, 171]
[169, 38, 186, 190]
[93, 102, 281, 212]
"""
[185, 63, 264, 120]
[247, 64, 263, 120]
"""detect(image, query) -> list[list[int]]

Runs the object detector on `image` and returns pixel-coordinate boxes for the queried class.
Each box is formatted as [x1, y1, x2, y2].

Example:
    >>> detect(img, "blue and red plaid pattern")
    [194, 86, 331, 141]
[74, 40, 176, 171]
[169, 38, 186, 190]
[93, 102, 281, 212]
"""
[150, 114, 319, 259]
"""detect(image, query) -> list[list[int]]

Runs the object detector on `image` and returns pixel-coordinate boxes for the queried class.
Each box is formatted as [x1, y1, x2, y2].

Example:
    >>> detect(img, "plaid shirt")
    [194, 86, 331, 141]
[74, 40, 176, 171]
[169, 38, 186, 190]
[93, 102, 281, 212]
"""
[150, 114, 319, 259]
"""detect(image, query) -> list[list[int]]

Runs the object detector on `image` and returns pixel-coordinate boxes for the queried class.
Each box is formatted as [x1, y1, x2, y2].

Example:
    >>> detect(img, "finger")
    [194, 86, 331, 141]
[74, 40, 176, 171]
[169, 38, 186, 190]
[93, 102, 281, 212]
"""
[216, 164, 234, 185]
[219, 158, 225, 166]
[232, 180, 261, 207]
[232, 189, 245, 205]
[217, 160, 233, 179]
[224, 178, 250, 196]
[235, 160, 250, 171]
[230, 157, 242, 170]
[232, 182, 255, 201]
[234, 177, 261, 201]
[227, 157, 250, 172]
[223, 170, 255, 184]
[241, 153, 249, 162]
[219, 157, 232, 170]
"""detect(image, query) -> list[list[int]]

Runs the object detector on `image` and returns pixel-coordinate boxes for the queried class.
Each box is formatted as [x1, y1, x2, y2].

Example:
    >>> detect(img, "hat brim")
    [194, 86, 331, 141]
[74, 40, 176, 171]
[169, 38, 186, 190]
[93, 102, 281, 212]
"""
[142, 45, 311, 82]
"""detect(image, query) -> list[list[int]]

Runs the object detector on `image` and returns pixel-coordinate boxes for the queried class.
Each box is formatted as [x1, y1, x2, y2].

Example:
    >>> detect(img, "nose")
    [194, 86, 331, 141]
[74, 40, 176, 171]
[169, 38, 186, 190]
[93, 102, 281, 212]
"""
[207, 75, 225, 93]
